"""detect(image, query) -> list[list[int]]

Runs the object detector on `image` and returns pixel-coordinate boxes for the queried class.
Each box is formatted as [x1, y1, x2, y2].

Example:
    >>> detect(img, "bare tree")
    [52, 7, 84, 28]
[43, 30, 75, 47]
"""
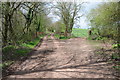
[20, 2, 48, 35]
[2, 2, 21, 45]
[54, 2, 83, 37]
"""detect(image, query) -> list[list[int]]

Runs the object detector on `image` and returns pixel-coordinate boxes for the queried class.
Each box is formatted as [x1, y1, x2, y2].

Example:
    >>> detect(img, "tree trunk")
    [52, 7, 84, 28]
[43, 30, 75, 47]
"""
[3, 15, 9, 45]
[4, 25, 8, 45]
[116, 2, 120, 57]
[64, 29, 67, 37]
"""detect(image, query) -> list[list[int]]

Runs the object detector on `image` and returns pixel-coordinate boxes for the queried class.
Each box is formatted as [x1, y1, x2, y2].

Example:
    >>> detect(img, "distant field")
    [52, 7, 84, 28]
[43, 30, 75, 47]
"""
[72, 28, 88, 38]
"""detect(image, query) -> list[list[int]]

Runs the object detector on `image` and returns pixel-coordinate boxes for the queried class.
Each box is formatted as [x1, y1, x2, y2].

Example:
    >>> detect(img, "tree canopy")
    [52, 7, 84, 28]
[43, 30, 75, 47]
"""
[87, 2, 120, 41]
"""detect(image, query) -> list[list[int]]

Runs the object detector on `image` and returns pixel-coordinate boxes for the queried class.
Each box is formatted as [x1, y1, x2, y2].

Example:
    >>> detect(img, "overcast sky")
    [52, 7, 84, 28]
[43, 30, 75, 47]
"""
[48, 2, 102, 29]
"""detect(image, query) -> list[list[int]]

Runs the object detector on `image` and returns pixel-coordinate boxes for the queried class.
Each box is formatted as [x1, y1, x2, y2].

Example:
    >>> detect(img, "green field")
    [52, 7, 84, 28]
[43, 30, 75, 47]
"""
[72, 28, 89, 38]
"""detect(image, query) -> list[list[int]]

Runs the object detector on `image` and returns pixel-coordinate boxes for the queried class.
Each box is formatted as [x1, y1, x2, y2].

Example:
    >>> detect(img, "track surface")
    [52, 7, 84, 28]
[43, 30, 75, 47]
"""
[8, 35, 116, 78]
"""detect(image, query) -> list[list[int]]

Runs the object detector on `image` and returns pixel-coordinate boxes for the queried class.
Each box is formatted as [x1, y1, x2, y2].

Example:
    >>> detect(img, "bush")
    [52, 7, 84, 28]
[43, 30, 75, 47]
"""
[112, 44, 120, 48]
[111, 53, 120, 60]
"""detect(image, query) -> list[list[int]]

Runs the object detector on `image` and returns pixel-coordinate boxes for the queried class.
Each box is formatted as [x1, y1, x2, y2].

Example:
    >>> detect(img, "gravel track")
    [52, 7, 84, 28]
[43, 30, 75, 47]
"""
[6, 35, 117, 79]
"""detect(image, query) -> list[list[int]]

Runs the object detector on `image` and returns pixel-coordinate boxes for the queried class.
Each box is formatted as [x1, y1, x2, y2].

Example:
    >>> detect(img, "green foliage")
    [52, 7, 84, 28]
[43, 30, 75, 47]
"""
[111, 53, 120, 60]
[112, 53, 120, 71]
[2, 35, 43, 68]
[54, 34, 60, 39]
[87, 2, 120, 42]
[2, 2, 51, 46]
[21, 37, 40, 48]
[50, 20, 65, 34]
[72, 28, 88, 38]
[59, 36, 69, 39]
[112, 44, 120, 48]
[0, 61, 14, 68]
[2, 45, 18, 61]
[113, 66, 120, 71]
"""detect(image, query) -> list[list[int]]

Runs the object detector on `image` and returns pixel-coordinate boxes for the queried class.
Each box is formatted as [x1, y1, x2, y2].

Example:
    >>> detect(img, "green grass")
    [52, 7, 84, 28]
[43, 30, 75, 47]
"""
[111, 53, 120, 60]
[112, 44, 120, 48]
[2, 35, 44, 68]
[48, 35, 51, 38]
[54, 28, 89, 39]
[113, 66, 120, 70]
[59, 36, 70, 39]
[72, 28, 88, 38]
[0, 61, 14, 68]
[21, 37, 40, 48]
[54, 34, 60, 39]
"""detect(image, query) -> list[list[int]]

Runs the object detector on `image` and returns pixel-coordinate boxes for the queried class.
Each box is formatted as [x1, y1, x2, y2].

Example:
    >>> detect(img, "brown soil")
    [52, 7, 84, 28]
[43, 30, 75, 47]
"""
[5, 35, 119, 79]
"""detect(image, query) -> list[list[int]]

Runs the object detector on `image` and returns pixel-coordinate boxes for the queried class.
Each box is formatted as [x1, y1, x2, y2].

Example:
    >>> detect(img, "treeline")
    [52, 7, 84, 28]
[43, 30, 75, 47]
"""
[88, 2, 120, 43]
[1, 2, 84, 46]
[1, 2, 51, 47]
[87, 2, 120, 56]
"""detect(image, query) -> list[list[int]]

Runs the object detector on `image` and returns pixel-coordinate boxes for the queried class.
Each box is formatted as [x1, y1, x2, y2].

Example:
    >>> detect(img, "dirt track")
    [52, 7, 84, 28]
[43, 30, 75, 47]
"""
[7, 35, 117, 78]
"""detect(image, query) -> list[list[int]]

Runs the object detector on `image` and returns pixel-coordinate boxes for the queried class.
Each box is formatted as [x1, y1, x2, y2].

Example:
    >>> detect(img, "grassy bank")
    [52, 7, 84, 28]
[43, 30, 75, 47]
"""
[1, 35, 44, 68]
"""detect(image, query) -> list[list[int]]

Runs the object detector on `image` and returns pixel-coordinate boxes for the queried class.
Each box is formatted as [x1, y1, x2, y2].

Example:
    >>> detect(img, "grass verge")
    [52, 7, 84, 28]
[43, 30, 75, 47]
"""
[2, 35, 44, 69]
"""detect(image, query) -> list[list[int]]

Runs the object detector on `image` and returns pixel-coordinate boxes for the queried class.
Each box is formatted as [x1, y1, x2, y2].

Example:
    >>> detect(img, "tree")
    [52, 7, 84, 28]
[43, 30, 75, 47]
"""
[2, 2, 21, 45]
[2, 2, 51, 46]
[87, 2, 120, 39]
[20, 2, 40, 34]
[54, 2, 83, 37]
[87, 2, 120, 56]
[51, 20, 65, 34]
